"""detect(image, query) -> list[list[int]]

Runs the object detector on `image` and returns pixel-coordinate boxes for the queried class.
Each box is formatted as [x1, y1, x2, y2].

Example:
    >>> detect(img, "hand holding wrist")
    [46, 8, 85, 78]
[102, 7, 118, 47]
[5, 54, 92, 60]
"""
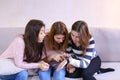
[38, 61, 49, 71]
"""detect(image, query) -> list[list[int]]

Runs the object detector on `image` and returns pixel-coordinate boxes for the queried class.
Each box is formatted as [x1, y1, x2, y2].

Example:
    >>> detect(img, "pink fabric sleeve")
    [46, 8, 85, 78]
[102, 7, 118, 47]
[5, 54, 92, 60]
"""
[13, 37, 39, 69]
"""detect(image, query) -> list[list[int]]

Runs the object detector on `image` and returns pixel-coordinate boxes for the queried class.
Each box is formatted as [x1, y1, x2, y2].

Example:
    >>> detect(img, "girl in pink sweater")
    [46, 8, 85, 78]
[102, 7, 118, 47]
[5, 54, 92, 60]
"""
[0, 19, 49, 80]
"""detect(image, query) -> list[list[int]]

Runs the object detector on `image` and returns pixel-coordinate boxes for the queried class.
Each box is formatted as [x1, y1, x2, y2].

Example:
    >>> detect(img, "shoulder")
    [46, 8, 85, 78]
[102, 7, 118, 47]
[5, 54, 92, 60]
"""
[13, 35, 24, 44]
[89, 36, 95, 45]
[89, 36, 94, 41]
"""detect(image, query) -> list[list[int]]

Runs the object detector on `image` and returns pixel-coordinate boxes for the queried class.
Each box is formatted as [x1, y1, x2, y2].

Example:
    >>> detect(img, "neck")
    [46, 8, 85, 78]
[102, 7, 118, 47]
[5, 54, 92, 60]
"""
[75, 42, 80, 47]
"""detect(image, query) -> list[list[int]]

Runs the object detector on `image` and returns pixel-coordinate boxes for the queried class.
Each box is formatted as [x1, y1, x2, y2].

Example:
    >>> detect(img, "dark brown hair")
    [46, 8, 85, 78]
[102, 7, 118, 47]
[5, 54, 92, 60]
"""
[47, 21, 69, 51]
[71, 20, 91, 55]
[23, 19, 45, 62]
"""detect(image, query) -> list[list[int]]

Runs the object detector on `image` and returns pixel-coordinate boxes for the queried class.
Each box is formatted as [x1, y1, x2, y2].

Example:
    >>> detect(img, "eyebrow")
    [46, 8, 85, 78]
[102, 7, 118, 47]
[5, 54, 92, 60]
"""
[71, 32, 79, 37]
[71, 33, 75, 36]
[56, 36, 65, 38]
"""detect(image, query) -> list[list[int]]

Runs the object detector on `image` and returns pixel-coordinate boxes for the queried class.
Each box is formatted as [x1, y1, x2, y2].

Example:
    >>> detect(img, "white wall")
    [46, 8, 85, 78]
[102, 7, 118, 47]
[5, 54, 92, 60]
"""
[0, 0, 120, 29]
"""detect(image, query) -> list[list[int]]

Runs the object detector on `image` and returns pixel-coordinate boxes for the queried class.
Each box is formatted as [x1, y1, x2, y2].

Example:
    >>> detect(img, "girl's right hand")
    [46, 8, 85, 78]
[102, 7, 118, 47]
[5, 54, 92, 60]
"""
[66, 64, 76, 73]
[62, 53, 71, 58]
[38, 61, 49, 71]
[52, 54, 64, 62]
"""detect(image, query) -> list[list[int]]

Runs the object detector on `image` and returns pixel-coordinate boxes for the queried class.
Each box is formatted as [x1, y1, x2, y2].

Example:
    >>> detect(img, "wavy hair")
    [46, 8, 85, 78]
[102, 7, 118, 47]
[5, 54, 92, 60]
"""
[71, 20, 92, 55]
[23, 19, 45, 62]
[47, 21, 69, 51]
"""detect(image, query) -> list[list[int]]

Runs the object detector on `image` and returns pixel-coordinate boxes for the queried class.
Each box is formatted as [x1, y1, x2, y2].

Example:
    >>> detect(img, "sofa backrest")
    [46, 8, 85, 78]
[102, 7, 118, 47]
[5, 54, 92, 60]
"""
[0, 28, 24, 54]
[0, 27, 120, 62]
[89, 27, 120, 62]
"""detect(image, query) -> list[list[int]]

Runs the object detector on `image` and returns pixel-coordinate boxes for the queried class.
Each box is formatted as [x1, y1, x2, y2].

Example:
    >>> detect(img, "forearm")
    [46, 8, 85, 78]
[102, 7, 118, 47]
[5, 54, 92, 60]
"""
[42, 55, 54, 63]
[15, 61, 39, 69]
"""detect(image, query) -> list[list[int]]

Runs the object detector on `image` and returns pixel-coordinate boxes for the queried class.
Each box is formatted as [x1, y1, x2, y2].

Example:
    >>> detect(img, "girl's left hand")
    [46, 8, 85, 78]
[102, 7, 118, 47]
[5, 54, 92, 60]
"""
[38, 61, 49, 71]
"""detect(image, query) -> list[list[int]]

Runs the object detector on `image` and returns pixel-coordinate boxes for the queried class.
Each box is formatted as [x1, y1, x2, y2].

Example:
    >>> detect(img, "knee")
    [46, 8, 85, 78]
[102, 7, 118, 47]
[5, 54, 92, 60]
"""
[17, 70, 28, 79]
[58, 71, 66, 76]
[53, 68, 66, 80]
[82, 71, 90, 77]
[38, 70, 51, 80]
[82, 71, 96, 80]
[56, 68, 66, 76]
[38, 70, 49, 76]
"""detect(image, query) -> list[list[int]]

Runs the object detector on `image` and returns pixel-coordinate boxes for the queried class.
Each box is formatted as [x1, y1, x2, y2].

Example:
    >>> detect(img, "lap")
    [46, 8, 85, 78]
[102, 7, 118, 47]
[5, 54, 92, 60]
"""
[66, 56, 101, 78]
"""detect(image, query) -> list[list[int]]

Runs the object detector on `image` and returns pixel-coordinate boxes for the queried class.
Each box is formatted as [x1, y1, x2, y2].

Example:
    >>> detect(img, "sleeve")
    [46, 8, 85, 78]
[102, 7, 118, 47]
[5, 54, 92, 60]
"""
[67, 37, 96, 69]
[13, 37, 39, 69]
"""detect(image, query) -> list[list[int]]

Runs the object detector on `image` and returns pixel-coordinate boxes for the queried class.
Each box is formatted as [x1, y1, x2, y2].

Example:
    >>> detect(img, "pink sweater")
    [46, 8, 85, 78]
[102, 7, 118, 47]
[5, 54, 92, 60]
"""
[0, 36, 39, 69]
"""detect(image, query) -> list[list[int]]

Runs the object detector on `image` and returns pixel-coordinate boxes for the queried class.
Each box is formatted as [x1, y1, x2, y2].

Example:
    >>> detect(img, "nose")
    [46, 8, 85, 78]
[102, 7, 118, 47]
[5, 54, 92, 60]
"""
[43, 33, 46, 37]
[75, 38, 77, 41]
[73, 37, 77, 42]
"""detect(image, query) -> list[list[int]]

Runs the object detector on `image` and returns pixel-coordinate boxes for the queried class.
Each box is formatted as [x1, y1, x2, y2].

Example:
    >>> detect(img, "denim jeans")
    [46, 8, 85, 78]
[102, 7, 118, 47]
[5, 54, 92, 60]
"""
[0, 70, 28, 80]
[38, 64, 66, 80]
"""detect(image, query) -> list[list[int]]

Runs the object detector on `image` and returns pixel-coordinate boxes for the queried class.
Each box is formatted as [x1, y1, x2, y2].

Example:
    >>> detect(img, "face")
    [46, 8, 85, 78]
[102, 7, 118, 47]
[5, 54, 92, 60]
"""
[38, 26, 45, 43]
[71, 30, 80, 44]
[54, 34, 65, 44]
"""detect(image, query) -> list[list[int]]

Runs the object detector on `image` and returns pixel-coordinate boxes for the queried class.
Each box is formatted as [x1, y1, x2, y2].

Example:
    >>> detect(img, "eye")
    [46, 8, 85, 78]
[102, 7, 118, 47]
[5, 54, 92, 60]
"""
[40, 33, 43, 34]
[71, 33, 74, 37]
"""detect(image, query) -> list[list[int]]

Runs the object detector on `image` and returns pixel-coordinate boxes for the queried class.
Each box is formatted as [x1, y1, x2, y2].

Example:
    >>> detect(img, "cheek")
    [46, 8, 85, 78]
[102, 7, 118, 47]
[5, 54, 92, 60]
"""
[54, 37, 58, 42]
[38, 35, 42, 40]
[71, 36, 75, 41]
[72, 37, 79, 42]
[54, 38, 58, 43]
[76, 38, 80, 42]
[38, 35, 41, 39]
[54, 38, 61, 44]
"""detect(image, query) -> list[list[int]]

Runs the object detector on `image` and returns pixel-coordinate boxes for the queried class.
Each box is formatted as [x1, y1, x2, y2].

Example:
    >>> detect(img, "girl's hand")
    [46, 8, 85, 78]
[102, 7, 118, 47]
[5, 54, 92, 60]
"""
[52, 54, 65, 62]
[56, 59, 67, 71]
[66, 64, 76, 73]
[38, 61, 49, 71]
[62, 52, 71, 58]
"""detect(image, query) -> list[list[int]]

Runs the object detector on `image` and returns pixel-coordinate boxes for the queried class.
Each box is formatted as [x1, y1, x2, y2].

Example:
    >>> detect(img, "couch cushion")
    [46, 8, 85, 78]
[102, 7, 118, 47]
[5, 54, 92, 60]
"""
[0, 58, 24, 75]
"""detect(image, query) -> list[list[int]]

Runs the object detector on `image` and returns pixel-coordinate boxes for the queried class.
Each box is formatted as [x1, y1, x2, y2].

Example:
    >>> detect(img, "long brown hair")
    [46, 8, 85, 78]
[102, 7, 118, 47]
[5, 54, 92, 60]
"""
[47, 21, 69, 51]
[71, 20, 91, 55]
[23, 19, 45, 62]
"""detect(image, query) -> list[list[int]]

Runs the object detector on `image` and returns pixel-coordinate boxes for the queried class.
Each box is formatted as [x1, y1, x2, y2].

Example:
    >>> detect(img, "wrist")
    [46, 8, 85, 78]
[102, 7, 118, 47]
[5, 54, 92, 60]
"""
[66, 58, 69, 63]
[38, 63, 41, 69]
[38, 61, 43, 69]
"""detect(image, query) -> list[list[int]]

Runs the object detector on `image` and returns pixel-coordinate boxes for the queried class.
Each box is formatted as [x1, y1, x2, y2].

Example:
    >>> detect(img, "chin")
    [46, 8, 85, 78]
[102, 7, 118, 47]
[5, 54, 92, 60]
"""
[38, 40, 43, 43]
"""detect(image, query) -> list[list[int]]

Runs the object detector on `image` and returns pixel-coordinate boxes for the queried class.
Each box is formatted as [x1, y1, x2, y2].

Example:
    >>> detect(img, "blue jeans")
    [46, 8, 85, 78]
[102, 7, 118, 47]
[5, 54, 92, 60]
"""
[0, 70, 28, 80]
[38, 64, 66, 80]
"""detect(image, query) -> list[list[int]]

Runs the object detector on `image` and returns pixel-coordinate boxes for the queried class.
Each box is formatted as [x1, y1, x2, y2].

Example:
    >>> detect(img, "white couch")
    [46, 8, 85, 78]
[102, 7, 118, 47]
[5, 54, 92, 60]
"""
[0, 27, 120, 80]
